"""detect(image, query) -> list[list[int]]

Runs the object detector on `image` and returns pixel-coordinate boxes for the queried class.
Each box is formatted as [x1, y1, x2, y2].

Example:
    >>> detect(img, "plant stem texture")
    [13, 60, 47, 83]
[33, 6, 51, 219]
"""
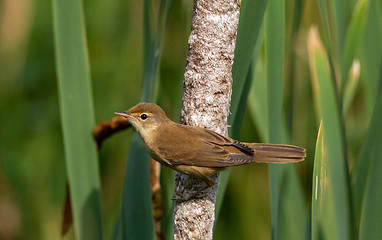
[174, 0, 241, 239]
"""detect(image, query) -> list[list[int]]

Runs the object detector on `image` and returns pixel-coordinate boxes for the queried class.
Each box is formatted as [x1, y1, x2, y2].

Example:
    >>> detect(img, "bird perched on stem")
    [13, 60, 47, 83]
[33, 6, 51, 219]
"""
[115, 103, 305, 198]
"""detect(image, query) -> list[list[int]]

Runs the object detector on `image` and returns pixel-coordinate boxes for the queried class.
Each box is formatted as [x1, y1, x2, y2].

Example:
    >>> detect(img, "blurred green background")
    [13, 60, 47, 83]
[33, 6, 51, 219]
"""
[1, 0, 381, 239]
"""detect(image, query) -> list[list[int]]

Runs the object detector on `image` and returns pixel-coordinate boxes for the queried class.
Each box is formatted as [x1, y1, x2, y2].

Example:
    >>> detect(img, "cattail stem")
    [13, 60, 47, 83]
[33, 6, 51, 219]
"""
[174, 0, 241, 239]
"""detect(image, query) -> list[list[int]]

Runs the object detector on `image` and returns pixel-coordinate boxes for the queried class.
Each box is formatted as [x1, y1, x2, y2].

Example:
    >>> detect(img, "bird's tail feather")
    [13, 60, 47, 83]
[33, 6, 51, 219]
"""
[244, 143, 306, 163]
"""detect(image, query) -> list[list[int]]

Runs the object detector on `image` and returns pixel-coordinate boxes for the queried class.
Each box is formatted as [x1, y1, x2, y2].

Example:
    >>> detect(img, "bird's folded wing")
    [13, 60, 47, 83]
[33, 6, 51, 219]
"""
[165, 141, 254, 167]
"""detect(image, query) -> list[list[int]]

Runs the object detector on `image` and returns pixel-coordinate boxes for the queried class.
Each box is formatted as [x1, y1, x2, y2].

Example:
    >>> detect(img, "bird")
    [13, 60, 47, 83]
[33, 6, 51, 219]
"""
[115, 103, 306, 190]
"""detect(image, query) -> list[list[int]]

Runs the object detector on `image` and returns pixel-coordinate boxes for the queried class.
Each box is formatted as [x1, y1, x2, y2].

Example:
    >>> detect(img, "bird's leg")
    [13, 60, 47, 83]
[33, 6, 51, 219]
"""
[172, 176, 216, 202]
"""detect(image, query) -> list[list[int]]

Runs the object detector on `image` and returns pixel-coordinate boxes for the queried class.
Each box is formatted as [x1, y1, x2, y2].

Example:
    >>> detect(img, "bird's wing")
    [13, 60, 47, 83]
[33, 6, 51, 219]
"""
[162, 127, 254, 167]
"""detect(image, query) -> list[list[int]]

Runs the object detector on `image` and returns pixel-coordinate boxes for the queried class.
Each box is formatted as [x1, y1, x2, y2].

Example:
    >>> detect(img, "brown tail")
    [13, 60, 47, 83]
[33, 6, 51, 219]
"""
[244, 143, 306, 163]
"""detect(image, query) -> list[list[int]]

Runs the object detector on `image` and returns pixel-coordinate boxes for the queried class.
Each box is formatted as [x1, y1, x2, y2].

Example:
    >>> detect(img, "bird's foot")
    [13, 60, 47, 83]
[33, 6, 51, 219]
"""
[172, 185, 210, 202]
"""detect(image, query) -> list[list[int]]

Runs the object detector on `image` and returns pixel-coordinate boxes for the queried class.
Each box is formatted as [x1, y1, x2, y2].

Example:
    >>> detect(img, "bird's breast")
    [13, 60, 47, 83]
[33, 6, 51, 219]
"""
[141, 135, 175, 167]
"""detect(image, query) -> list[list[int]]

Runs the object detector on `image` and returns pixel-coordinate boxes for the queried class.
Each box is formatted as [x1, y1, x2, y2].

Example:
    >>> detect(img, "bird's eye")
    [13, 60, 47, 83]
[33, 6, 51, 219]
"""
[140, 114, 148, 120]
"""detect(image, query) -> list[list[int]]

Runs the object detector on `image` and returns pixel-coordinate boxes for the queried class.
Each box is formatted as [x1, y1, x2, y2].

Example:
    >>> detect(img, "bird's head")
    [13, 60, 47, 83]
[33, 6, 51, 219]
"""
[115, 103, 168, 137]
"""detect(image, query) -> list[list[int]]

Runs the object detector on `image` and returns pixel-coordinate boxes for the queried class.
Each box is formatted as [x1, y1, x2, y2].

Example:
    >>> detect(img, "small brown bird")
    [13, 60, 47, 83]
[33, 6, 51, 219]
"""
[115, 103, 305, 188]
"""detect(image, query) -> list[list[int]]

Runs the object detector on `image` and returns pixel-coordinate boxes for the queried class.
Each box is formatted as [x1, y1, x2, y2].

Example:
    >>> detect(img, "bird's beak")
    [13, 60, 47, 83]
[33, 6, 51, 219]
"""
[114, 111, 130, 118]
